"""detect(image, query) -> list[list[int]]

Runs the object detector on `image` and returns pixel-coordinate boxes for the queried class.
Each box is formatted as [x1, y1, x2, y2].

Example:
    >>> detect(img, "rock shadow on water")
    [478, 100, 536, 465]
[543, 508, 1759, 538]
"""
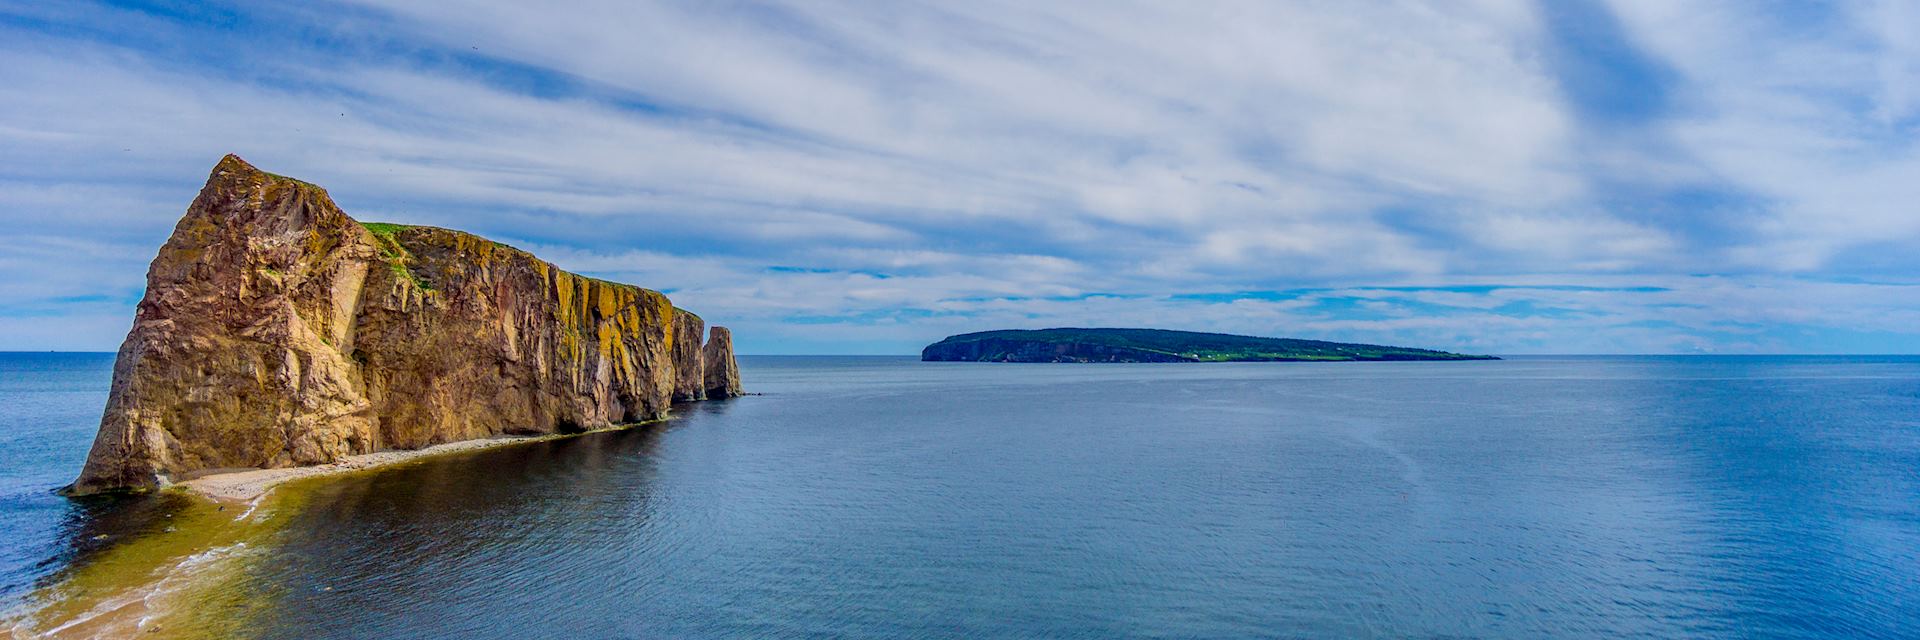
[7, 411, 713, 638]
[204, 418, 694, 639]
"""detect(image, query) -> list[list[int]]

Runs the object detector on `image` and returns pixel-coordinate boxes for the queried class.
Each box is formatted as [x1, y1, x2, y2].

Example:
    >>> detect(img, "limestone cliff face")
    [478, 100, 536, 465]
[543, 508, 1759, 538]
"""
[702, 327, 743, 399]
[671, 309, 706, 402]
[66, 155, 741, 495]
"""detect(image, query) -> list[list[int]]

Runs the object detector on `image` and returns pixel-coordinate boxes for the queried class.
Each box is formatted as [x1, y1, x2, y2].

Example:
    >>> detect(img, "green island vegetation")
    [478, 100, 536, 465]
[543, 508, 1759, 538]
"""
[359, 221, 434, 291]
[921, 328, 1497, 363]
[358, 222, 536, 294]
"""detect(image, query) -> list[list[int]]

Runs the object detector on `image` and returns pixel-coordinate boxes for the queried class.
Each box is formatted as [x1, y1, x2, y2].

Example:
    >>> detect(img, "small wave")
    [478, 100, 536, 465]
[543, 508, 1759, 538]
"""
[11, 542, 251, 639]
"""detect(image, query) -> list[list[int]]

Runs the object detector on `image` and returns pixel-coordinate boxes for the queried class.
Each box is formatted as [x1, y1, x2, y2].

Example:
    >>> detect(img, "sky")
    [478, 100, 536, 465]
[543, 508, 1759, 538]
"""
[1, 1, 1917, 355]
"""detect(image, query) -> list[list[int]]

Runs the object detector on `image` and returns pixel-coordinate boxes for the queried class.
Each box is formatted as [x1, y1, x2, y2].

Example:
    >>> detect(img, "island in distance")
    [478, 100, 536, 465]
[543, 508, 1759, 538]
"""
[922, 328, 1498, 363]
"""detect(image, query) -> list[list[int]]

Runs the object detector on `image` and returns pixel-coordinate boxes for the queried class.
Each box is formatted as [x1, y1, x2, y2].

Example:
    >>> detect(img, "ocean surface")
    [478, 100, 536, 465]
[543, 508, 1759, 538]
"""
[4, 354, 1920, 638]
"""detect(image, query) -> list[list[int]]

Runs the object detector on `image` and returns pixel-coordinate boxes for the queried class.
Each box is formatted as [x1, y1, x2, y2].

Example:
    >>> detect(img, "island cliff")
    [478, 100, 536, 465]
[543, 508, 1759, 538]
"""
[65, 155, 741, 495]
[922, 328, 1497, 363]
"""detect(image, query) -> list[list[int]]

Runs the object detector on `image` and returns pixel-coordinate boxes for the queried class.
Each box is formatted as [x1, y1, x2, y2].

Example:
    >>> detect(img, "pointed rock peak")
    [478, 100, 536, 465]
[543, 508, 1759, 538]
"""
[203, 153, 327, 196]
[215, 153, 257, 173]
[207, 154, 269, 187]
[183, 154, 349, 241]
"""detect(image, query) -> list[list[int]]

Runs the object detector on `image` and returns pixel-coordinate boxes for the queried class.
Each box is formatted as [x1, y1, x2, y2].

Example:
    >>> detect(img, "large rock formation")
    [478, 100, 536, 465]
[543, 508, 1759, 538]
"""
[702, 326, 743, 399]
[65, 155, 741, 495]
[671, 309, 706, 401]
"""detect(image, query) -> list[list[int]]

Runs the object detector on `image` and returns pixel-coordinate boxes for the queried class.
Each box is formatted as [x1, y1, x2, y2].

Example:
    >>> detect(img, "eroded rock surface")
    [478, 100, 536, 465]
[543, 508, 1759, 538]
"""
[66, 155, 741, 495]
[671, 309, 706, 402]
[702, 326, 743, 399]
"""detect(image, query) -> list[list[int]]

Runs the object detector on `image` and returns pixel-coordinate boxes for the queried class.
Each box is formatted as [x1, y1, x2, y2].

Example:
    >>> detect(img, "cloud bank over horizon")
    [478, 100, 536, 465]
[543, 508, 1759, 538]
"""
[2, 1, 1917, 354]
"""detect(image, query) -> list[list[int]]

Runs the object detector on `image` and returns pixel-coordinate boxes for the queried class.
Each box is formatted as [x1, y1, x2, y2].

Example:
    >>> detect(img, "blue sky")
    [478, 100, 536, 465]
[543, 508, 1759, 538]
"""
[1, 1, 1917, 354]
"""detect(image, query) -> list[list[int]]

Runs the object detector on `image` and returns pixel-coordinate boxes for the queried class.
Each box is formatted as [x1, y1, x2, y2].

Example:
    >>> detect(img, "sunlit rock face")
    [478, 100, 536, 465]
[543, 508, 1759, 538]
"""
[672, 309, 707, 402]
[701, 326, 743, 399]
[66, 155, 741, 495]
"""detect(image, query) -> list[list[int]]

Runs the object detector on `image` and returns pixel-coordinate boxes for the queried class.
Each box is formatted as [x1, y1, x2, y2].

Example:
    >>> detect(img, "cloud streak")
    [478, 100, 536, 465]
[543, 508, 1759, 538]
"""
[0, 1, 1916, 353]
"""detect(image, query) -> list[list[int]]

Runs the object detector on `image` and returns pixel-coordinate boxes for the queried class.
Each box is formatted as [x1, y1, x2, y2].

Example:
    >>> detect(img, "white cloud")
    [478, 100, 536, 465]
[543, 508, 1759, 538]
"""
[0, 2, 1916, 353]
[340, 0, 1585, 251]
[1604, 0, 1920, 271]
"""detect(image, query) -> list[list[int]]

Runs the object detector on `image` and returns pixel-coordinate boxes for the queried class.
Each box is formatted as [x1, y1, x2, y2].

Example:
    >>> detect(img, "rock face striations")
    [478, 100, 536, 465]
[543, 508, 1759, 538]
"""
[701, 326, 743, 399]
[671, 309, 707, 401]
[66, 155, 742, 495]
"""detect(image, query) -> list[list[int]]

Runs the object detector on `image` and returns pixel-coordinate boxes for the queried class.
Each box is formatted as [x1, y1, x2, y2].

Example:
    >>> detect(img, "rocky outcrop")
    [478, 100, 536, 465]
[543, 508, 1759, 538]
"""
[701, 326, 743, 399]
[671, 309, 706, 401]
[65, 155, 742, 495]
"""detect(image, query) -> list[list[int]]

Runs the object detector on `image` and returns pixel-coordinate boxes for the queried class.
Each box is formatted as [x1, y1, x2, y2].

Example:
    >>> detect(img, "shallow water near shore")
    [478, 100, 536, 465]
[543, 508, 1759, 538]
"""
[7, 354, 1920, 637]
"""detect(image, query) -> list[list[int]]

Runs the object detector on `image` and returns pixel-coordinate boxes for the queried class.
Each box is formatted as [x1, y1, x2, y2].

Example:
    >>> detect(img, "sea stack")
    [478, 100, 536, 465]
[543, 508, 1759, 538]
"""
[671, 309, 707, 401]
[64, 155, 741, 495]
[701, 326, 743, 399]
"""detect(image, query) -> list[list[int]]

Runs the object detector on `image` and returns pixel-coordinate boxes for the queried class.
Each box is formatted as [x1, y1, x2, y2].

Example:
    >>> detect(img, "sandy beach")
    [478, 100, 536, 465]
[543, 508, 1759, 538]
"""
[180, 435, 559, 503]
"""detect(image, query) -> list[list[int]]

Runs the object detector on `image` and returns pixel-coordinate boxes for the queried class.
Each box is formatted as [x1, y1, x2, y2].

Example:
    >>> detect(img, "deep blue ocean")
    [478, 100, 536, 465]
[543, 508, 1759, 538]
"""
[4, 354, 1919, 638]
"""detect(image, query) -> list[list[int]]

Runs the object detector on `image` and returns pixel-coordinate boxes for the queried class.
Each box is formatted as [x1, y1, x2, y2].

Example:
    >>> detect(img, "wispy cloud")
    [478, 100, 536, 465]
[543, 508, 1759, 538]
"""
[0, 1, 1915, 354]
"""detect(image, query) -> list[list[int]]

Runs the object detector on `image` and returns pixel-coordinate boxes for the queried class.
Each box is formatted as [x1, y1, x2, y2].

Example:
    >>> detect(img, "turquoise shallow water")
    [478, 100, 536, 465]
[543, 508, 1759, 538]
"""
[5, 354, 1920, 638]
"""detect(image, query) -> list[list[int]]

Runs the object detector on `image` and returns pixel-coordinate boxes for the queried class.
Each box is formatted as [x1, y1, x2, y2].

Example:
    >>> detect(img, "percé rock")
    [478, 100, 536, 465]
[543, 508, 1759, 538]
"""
[65, 155, 741, 495]
[702, 326, 743, 399]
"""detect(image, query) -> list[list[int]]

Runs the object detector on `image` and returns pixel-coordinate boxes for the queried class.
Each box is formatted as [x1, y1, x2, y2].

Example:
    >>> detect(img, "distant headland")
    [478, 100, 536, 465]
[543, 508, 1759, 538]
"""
[921, 328, 1497, 363]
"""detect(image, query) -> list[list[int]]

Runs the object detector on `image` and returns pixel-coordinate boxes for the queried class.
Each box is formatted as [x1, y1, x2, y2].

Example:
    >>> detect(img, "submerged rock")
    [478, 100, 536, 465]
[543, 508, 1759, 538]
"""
[65, 155, 742, 495]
